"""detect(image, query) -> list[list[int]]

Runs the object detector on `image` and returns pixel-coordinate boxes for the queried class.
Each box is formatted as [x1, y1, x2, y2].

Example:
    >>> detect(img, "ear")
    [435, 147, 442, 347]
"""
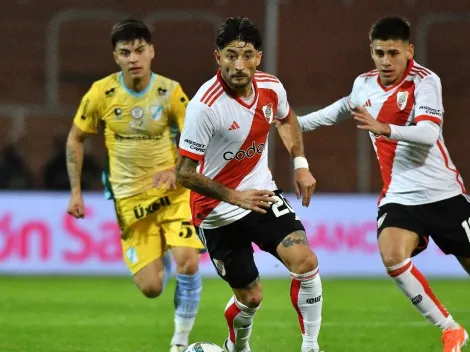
[369, 43, 374, 59]
[113, 51, 119, 66]
[214, 49, 221, 65]
[407, 43, 415, 61]
[149, 44, 155, 60]
[256, 50, 262, 67]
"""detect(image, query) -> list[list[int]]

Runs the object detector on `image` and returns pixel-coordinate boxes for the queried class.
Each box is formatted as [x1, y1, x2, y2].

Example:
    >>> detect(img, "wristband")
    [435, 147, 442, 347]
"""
[293, 156, 309, 170]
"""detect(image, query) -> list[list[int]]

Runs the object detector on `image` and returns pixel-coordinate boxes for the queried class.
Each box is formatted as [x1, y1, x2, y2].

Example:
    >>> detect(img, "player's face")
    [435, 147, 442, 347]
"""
[113, 39, 154, 79]
[370, 40, 414, 86]
[215, 41, 262, 90]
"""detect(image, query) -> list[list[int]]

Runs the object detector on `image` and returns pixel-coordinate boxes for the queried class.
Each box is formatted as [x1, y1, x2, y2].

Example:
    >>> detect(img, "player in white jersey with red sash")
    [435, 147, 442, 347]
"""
[297, 16, 469, 351]
[176, 17, 324, 352]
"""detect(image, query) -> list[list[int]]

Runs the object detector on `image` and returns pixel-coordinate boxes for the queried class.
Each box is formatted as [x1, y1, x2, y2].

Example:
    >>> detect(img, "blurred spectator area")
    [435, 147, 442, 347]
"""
[0, 0, 469, 191]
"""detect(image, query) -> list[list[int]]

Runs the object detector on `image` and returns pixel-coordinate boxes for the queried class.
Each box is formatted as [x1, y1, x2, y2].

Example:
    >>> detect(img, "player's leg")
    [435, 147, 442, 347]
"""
[115, 195, 170, 298]
[161, 192, 205, 350]
[276, 231, 322, 352]
[377, 203, 461, 335]
[254, 192, 322, 352]
[165, 225, 203, 349]
[197, 218, 260, 352]
[427, 194, 470, 350]
[122, 219, 170, 298]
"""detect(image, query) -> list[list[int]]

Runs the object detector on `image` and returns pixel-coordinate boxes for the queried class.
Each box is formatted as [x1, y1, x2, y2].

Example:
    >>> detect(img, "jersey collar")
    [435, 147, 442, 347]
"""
[119, 72, 156, 98]
[216, 69, 259, 109]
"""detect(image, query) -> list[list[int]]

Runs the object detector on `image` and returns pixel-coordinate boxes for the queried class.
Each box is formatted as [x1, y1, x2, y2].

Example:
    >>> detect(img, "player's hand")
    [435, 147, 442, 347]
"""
[293, 168, 316, 207]
[153, 167, 177, 190]
[228, 189, 277, 214]
[352, 106, 391, 136]
[67, 192, 85, 219]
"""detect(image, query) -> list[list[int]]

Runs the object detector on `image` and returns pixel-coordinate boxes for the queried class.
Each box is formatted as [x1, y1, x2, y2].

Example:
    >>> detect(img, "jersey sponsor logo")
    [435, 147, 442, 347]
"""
[133, 196, 171, 219]
[396, 91, 409, 110]
[213, 258, 226, 276]
[130, 106, 144, 119]
[223, 141, 266, 161]
[262, 103, 274, 124]
[157, 87, 168, 96]
[105, 87, 116, 97]
[184, 139, 206, 153]
[418, 105, 442, 117]
[114, 108, 122, 120]
[150, 105, 163, 120]
[115, 133, 163, 141]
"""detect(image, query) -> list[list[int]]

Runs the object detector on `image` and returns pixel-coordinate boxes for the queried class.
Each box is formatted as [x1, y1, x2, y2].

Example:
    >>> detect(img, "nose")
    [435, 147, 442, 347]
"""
[129, 51, 138, 62]
[235, 57, 244, 71]
[381, 55, 391, 66]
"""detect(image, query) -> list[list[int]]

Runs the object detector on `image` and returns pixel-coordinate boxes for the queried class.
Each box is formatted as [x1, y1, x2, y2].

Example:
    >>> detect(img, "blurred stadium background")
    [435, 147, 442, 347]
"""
[1, 1, 469, 351]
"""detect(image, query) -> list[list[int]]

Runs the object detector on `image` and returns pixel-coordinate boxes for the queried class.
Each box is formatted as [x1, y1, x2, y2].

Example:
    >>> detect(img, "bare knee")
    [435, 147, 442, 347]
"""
[135, 279, 163, 298]
[379, 228, 419, 267]
[234, 277, 263, 308]
[277, 231, 318, 273]
[172, 247, 200, 275]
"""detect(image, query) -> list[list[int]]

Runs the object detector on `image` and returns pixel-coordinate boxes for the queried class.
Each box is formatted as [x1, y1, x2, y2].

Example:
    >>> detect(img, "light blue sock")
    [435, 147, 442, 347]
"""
[170, 272, 202, 346]
[162, 251, 172, 291]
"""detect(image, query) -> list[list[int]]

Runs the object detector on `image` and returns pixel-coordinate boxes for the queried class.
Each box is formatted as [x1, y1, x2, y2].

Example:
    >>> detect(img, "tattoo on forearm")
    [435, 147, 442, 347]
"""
[66, 145, 82, 190]
[183, 173, 230, 202]
[176, 157, 231, 202]
[281, 230, 309, 248]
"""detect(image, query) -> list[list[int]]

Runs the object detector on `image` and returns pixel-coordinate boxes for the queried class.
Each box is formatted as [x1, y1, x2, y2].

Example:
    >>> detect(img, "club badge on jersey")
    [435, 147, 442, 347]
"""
[397, 91, 409, 111]
[262, 103, 274, 124]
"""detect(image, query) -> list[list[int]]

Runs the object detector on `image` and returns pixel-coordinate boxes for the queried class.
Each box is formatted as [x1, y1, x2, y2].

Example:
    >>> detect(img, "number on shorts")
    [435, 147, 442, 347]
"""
[272, 194, 295, 217]
[461, 218, 470, 242]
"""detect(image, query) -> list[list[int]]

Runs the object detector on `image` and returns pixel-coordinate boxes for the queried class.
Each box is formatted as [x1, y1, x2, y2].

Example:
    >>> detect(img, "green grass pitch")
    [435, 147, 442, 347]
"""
[1, 277, 468, 351]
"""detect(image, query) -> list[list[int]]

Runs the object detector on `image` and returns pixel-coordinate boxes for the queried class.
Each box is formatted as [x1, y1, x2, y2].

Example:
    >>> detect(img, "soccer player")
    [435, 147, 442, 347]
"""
[65, 19, 204, 352]
[176, 17, 323, 352]
[297, 16, 469, 351]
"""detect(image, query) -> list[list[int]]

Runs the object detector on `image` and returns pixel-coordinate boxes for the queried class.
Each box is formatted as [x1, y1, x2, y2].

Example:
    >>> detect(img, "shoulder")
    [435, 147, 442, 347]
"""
[192, 75, 225, 109]
[92, 72, 120, 95]
[355, 69, 378, 86]
[410, 62, 441, 88]
[153, 73, 182, 94]
[254, 70, 287, 96]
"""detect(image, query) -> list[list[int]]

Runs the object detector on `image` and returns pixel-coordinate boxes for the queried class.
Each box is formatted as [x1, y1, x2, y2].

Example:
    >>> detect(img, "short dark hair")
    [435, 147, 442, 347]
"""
[369, 16, 411, 42]
[215, 17, 262, 50]
[110, 18, 152, 48]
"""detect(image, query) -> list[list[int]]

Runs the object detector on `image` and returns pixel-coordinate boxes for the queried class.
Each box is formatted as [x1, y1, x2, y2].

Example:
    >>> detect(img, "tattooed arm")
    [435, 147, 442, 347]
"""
[66, 124, 93, 218]
[66, 124, 91, 193]
[175, 155, 275, 214]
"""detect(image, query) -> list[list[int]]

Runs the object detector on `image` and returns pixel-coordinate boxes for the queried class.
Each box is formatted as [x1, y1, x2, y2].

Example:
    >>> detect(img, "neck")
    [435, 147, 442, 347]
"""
[123, 72, 152, 93]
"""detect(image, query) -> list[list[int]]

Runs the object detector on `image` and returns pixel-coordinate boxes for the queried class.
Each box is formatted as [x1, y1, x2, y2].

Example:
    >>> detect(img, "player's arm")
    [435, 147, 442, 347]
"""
[66, 85, 100, 218]
[353, 76, 441, 146]
[274, 85, 316, 207]
[176, 103, 275, 213]
[297, 97, 352, 132]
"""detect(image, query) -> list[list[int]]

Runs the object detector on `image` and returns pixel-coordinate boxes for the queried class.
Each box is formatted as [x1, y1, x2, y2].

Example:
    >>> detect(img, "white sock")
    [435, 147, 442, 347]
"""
[291, 267, 323, 352]
[224, 296, 259, 352]
[388, 259, 458, 330]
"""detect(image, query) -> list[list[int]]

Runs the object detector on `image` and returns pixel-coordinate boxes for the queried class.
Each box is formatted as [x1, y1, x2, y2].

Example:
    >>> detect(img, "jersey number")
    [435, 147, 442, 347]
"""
[272, 194, 295, 217]
[461, 218, 470, 242]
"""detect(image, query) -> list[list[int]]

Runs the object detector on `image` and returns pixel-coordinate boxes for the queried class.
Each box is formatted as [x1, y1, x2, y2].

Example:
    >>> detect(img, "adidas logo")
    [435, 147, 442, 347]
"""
[364, 99, 372, 107]
[228, 121, 240, 131]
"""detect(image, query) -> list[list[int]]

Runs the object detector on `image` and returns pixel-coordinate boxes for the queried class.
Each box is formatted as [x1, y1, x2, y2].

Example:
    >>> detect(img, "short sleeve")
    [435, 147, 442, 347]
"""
[73, 84, 101, 133]
[347, 76, 368, 109]
[178, 102, 216, 161]
[275, 83, 291, 120]
[169, 83, 190, 132]
[414, 76, 443, 125]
